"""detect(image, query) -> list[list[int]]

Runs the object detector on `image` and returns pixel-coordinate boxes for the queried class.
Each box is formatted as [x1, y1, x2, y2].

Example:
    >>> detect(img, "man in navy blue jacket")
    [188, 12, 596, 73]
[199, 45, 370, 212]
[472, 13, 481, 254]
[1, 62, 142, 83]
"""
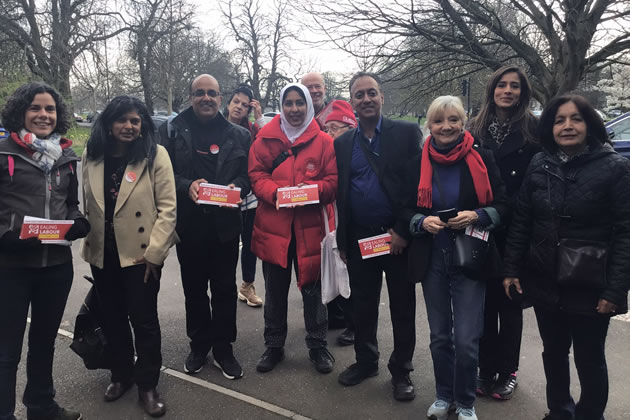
[334, 72, 422, 402]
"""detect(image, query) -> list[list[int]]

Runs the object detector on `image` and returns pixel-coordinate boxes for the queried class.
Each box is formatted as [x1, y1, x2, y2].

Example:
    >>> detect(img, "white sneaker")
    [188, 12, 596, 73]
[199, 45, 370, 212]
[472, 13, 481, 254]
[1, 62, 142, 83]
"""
[427, 399, 454, 420]
[456, 406, 478, 420]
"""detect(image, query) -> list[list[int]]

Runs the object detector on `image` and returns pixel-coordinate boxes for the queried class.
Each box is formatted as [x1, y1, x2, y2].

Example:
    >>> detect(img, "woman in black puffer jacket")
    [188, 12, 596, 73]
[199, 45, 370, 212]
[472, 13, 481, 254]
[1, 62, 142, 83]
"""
[503, 95, 630, 420]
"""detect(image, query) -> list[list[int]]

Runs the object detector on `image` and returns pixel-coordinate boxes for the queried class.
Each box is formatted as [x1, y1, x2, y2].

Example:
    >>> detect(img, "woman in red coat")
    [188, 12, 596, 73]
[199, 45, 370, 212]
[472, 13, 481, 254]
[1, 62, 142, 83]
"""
[249, 83, 338, 374]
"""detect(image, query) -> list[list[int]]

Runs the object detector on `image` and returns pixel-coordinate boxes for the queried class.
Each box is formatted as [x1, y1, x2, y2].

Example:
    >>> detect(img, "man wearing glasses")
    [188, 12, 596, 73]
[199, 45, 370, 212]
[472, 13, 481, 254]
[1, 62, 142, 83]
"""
[301, 72, 334, 129]
[159, 74, 251, 380]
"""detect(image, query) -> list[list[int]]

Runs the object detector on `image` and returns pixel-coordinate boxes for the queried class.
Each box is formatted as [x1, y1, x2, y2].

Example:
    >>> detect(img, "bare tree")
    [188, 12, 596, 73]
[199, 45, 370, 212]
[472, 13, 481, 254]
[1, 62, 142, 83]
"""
[152, 34, 239, 112]
[0, 0, 126, 102]
[124, 0, 193, 113]
[304, 0, 630, 104]
[221, 0, 292, 108]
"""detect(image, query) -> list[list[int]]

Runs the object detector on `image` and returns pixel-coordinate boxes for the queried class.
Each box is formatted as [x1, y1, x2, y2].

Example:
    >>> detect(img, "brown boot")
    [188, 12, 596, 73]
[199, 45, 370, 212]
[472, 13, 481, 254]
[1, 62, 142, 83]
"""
[238, 281, 263, 307]
[138, 388, 166, 417]
[104, 381, 133, 402]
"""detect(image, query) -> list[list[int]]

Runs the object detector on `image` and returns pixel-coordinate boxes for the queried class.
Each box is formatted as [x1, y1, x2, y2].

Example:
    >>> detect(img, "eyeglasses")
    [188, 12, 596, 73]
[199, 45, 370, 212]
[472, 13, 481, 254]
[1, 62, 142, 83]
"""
[192, 89, 220, 98]
[325, 124, 350, 134]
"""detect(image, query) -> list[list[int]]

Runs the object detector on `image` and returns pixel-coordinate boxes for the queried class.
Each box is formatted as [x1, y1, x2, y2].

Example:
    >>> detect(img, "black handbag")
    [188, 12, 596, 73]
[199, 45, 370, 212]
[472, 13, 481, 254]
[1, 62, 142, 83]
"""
[432, 167, 491, 275]
[556, 238, 608, 288]
[453, 232, 490, 275]
[69, 278, 110, 370]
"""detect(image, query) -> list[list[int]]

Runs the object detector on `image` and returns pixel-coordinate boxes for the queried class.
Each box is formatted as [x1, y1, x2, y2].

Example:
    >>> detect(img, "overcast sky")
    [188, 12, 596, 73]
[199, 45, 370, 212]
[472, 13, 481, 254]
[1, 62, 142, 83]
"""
[193, 0, 358, 77]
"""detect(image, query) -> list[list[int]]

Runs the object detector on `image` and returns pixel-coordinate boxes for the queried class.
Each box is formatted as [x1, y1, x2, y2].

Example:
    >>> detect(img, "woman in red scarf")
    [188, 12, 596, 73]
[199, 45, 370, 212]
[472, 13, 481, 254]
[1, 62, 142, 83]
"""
[407, 96, 507, 420]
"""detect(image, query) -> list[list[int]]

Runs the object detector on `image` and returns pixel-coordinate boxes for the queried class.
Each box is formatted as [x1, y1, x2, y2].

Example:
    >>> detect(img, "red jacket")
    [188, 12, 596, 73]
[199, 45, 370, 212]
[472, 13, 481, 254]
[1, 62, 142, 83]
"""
[249, 115, 337, 288]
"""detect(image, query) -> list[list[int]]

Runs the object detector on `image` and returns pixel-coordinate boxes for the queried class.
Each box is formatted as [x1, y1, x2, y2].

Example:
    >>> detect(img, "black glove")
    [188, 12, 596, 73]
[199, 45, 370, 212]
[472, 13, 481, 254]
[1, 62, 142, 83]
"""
[0, 231, 41, 253]
[65, 218, 91, 241]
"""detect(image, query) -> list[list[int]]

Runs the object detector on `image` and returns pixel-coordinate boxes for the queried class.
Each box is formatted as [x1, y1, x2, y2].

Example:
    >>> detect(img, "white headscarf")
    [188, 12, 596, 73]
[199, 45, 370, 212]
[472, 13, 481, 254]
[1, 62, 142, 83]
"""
[279, 83, 315, 143]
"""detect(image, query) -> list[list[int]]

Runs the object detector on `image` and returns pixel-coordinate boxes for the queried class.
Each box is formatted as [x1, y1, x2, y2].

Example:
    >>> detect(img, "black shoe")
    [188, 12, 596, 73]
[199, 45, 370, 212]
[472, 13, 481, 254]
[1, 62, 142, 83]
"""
[104, 381, 133, 402]
[309, 347, 335, 374]
[542, 412, 573, 420]
[256, 347, 284, 373]
[476, 371, 496, 396]
[336, 328, 355, 346]
[392, 374, 415, 401]
[51, 408, 82, 420]
[338, 363, 378, 386]
[138, 388, 166, 417]
[184, 351, 207, 374]
[491, 372, 518, 400]
[213, 354, 244, 379]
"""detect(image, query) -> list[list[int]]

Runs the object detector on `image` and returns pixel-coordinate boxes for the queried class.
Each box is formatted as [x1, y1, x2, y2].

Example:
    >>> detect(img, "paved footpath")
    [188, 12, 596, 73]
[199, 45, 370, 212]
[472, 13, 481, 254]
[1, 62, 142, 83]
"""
[13, 240, 630, 420]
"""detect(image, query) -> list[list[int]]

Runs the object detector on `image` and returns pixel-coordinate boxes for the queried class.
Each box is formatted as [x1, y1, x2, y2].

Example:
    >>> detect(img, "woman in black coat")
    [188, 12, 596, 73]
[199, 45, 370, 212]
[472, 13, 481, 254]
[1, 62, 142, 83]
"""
[468, 65, 540, 399]
[503, 95, 630, 420]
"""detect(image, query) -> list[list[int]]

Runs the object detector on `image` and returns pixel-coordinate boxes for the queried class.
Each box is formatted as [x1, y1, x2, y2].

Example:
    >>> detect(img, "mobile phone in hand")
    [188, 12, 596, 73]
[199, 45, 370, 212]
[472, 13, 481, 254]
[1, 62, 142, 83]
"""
[437, 208, 458, 223]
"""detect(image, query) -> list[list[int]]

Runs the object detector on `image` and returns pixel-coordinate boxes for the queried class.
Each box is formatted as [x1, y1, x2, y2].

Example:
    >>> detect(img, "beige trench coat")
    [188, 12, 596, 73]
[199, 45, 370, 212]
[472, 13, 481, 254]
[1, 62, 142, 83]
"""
[80, 145, 177, 269]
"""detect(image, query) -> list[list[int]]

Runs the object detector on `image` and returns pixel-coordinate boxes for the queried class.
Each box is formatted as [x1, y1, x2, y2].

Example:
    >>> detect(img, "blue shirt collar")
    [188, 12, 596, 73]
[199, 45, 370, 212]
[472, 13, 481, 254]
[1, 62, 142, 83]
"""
[357, 115, 383, 141]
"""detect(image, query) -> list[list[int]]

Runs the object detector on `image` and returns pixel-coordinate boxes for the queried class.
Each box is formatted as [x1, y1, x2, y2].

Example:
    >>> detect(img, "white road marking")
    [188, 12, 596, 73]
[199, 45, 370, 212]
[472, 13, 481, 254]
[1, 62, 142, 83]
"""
[26, 318, 312, 420]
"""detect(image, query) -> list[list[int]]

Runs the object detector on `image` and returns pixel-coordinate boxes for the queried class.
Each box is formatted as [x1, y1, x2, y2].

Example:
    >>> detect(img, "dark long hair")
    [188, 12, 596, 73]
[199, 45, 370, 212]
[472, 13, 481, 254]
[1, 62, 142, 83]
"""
[538, 94, 610, 153]
[469, 65, 537, 144]
[86, 96, 157, 165]
[0, 82, 71, 135]
[224, 85, 254, 126]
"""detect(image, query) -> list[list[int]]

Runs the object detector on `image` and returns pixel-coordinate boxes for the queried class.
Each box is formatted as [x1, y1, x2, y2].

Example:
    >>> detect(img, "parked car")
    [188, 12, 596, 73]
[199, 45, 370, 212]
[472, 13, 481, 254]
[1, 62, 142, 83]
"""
[0, 126, 8, 139]
[595, 109, 609, 121]
[74, 113, 84, 122]
[606, 112, 630, 158]
[262, 111, 279, 125]
[86, 111, 101, 123]
[151, 115, 169, 133]
[608, 109, 623, 118]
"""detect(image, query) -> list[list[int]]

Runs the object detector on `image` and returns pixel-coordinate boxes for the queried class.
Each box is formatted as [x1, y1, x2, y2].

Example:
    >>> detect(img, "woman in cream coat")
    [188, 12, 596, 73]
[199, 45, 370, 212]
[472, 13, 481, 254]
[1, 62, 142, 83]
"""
[81, 96, 177, 418]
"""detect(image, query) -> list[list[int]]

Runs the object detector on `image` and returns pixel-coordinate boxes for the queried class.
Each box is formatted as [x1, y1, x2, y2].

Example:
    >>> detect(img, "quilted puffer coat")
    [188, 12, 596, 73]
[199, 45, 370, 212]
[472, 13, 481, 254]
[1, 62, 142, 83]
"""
[503, 144, 630, 315]
[248, 115, 337, 288]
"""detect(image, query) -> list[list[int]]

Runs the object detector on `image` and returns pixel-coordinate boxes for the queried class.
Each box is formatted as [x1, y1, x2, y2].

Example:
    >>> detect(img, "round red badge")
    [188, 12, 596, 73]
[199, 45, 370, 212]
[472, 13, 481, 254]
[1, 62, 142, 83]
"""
[305, 160, 318, 175]
[125, 171, 137, 183]
[210, 144, 220, 154]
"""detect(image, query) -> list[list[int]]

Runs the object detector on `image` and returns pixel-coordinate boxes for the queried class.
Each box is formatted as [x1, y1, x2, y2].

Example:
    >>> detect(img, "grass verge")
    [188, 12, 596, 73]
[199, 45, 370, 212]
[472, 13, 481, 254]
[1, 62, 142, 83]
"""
[65, 125, 91, 156]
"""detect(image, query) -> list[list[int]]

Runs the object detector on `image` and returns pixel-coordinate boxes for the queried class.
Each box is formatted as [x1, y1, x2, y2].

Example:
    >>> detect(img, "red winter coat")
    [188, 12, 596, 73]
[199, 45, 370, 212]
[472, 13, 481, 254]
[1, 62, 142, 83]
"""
[249, 115, 337, 288]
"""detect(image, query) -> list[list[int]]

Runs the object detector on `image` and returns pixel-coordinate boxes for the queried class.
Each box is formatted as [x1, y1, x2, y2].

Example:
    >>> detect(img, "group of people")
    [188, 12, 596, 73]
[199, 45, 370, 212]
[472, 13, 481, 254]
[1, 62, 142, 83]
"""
[0, 65, 628, 420]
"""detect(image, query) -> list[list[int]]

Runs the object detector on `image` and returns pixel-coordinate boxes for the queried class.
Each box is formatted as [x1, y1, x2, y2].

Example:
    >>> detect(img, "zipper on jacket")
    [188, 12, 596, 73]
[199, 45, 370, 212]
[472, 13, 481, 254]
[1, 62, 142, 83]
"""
[43, 173, 52, 266]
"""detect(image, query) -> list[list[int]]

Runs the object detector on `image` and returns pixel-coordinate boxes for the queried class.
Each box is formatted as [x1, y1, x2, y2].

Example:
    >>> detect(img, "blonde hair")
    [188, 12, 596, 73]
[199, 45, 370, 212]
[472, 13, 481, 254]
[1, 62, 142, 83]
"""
[426, 95, 467, 128]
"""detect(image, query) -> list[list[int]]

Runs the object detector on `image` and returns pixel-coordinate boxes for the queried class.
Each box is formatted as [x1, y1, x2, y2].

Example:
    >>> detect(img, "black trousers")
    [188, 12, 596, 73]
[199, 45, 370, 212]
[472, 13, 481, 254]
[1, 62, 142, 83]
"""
[534, 306, 610, 420]
[0, 263, 73, 420]
[346, 226, 416, 376]
[262, 233, 328, 349]
[176, 232, 239, 359]
[240, 208, 257, 284]
[327, 295, 354, 330]
[91, 249, 162, 391]
[478, 278, 523, 376]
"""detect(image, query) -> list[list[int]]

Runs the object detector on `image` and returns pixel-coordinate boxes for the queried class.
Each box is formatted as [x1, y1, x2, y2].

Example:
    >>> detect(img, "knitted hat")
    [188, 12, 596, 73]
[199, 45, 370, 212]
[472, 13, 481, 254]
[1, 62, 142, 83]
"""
[325, 100, 357, 127]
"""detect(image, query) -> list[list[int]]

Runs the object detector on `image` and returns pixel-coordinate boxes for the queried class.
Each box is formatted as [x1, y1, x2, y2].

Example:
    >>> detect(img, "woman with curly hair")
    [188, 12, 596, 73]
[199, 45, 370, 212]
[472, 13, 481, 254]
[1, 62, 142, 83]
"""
[81, 96, 177, 417]
[0, 82, 89, 420]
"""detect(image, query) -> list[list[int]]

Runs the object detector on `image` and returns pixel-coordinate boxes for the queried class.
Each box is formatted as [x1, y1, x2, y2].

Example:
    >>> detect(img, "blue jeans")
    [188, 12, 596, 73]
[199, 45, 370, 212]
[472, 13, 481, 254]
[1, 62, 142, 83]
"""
[0, 263, 73, 420]
[534, 306, 609, 420]
[422, 248, 485, 408]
